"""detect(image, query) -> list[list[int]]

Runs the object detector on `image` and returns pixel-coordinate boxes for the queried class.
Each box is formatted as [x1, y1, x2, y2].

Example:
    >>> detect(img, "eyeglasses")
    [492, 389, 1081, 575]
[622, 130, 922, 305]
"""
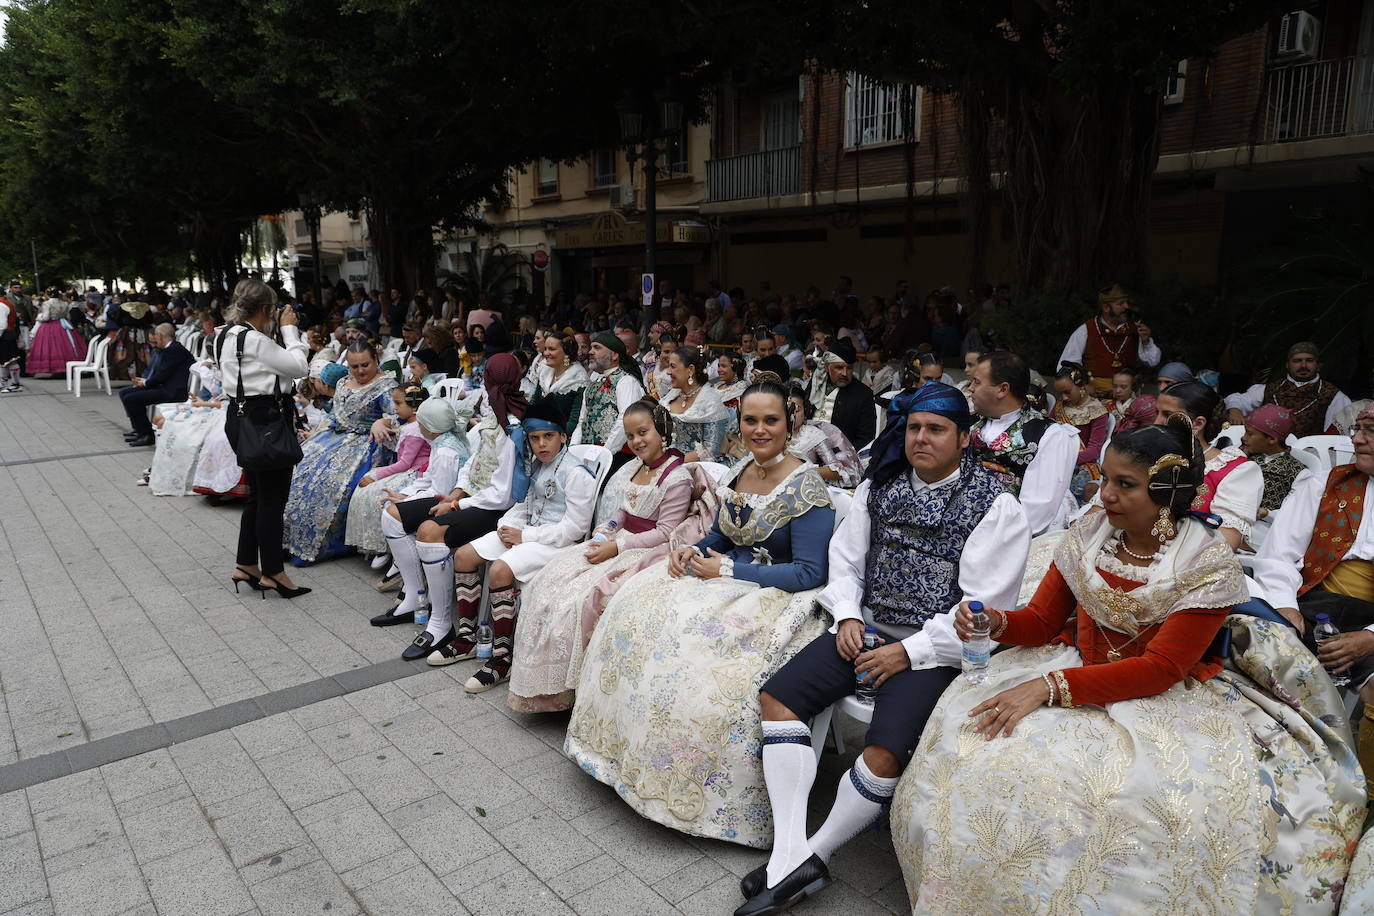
[1348, 425, 1374, 439]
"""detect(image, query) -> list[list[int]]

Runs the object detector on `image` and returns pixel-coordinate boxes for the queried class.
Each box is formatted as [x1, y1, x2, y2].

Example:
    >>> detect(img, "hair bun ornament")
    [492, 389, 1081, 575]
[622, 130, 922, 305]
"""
[1147, 453, 1190, 480]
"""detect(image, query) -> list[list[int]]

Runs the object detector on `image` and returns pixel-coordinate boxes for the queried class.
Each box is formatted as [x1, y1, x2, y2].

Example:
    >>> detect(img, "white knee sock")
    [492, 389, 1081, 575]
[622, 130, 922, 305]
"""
[416, 540, 455, 640]
[807, 754, 897, 864]
[761, 720, 817, 887]
[381, 512, 425, 616]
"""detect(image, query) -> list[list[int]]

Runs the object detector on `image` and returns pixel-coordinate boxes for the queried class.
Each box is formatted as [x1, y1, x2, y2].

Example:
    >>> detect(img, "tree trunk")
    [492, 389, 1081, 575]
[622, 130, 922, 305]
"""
[999, 75, 1162, 300]
[366, 191, 438, 295]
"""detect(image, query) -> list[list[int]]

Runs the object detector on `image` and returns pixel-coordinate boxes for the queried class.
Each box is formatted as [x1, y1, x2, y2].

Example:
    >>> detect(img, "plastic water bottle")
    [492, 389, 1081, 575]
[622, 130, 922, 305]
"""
[1314, 614, 1350, 686]
[961, 601, 991, 684]
[476, 620, 494, 660]
[586, 521, 618, 555]
[413, 589, 429, 625]
[854, 626, 882, 704]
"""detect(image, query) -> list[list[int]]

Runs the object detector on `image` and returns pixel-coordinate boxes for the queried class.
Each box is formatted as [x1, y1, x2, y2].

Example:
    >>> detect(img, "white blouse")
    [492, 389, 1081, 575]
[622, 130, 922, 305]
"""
[217, 325, 310, 397]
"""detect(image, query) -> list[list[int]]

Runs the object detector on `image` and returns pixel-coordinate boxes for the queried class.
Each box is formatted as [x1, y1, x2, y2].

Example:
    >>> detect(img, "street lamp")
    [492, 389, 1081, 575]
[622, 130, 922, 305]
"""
[618, 90, 683, 328]
[298, 192, 325, 313]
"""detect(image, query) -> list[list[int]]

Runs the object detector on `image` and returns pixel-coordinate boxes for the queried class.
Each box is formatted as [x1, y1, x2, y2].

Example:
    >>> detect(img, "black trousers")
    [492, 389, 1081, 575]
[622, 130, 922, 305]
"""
[236, 466, 294, 577]
[1299, 588, 1374, 687]
[119, 386, 181, 435]
[763, 632, 959, 763]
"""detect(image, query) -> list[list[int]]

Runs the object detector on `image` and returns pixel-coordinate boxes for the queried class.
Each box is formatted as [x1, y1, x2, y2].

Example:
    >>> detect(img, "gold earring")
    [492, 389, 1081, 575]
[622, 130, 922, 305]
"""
[1150, 507, 1176, 543]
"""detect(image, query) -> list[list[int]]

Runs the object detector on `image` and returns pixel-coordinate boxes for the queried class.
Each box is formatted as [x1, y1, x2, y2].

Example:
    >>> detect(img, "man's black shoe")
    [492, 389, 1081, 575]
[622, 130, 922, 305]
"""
[733, 856, 831, 916]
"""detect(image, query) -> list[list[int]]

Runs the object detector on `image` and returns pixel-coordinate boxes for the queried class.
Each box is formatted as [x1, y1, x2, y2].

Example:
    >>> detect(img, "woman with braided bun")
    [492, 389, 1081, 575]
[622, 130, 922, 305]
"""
[661, 345, 731, 462]
[507, 398, 695, 714]
[1051, 361, 1110, 503]
[891, 413, 1364, 914]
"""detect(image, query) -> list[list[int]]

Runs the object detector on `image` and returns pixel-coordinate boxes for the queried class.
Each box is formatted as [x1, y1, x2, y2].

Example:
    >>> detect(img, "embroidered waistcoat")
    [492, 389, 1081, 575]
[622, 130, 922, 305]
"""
[580, 367, 626, 446]
[1082, 318, 1141, 379]
[969, 407, 1051, 496]
[861, 458, 1007, 627]
[1300, 464, 1367, 596]
[1265, 378, 1339, 438]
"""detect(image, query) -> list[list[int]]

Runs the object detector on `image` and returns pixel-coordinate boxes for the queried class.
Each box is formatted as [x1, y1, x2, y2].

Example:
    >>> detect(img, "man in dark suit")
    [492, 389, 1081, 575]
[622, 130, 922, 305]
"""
[816, 338, 876, 451]
[121, 322, 194, 446]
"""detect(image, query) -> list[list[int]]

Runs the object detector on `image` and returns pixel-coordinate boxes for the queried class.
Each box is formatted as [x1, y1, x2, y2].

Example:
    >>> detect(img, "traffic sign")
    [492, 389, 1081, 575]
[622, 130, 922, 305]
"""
[641, 273, 655, 306]
[532, 249, 550, 271]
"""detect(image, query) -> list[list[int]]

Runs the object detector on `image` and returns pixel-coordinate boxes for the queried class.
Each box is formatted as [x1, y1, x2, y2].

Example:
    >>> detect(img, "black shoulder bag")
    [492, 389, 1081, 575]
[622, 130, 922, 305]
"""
[221, 324, 304, 471]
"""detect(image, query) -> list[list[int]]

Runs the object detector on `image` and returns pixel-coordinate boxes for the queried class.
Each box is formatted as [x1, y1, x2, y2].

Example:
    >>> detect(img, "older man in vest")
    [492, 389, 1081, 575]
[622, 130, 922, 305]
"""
[571, 331, 645, 472]
[1224, 341, 1350, 439]
[1058, 283, 1160, 398]
[736, 383, 1030, 915]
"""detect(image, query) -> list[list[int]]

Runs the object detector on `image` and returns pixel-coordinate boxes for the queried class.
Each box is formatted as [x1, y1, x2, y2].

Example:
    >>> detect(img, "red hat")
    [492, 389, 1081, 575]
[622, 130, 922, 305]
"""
[1245, 404, 1294, 441]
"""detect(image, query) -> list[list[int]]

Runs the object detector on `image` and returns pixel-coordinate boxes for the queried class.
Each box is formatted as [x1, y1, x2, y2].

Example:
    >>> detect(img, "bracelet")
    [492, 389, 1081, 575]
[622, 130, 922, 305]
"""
[989, 609, 1009, 640]
[1041, 673, 1057, 707]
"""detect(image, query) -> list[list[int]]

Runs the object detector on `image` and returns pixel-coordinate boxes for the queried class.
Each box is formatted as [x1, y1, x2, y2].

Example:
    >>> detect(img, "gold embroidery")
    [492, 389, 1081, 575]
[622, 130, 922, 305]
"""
[1052, 669, 1074, 707]
[716, 467, 831, 546]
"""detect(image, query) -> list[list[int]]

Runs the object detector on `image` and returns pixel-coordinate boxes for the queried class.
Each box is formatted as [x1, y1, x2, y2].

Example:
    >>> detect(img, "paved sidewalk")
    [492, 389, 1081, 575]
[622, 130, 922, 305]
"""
[0, 378, 907, 916]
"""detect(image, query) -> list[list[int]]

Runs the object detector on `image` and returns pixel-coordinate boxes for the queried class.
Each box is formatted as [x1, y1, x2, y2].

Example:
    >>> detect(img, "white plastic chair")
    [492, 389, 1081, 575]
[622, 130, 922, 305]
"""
[65, 340, 97, 390]
[1212, 428, 1243, 450]
[73, 337, 112, 397]
[567, 444, 614, 533]
[434, 376, 466, 402]
[1289, 434, 1354, 472]
[1283, 434, 1327, 476]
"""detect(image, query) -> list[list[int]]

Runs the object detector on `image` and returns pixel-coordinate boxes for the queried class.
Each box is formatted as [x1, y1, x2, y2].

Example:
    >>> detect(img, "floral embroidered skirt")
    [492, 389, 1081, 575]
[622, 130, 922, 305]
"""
[344, 469, 419, 554]
[285, 431, 385, 563]
[565, 563, 826, 847]
[892, 617, 1365, 914]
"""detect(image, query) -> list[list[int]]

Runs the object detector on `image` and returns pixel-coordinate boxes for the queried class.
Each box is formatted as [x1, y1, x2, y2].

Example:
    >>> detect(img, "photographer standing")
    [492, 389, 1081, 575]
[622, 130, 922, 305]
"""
[1056, 283, 1160, 398]
[219, 279, 312, 598]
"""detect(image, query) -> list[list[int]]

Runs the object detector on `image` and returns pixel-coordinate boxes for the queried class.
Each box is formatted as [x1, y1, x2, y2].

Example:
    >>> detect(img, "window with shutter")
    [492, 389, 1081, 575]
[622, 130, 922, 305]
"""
[843, 73, 921, 147]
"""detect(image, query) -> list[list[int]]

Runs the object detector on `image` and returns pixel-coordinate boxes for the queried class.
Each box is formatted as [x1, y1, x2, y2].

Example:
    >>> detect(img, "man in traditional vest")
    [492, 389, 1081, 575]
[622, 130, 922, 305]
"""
[1252, 405, 1374, 792]
[571, 331, 646, 472]
[1224, 341, 1350, 439]
[966, 351, 1079, 535]
[736, 383, 1029, 915]
[1057, 283, 1160, 398]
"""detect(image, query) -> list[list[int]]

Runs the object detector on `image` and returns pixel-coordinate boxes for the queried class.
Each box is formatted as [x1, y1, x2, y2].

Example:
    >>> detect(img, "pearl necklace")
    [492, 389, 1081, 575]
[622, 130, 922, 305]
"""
[753, 450, 788, 479]
[1116, 531, 1159, 562]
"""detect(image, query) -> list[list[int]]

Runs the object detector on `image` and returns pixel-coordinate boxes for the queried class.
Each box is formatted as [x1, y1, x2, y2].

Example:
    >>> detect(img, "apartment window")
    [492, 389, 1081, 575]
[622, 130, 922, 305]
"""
[293, 218, 308, 237]
[592, 149, 617, 188]
[1164, 60, 1187, 104]
[762, 91, 801, 150]
[536, 158, 559, 196]
[844, 73, 921, 147]
[345, 248, 367, 263]
[661, 129, 689, 177]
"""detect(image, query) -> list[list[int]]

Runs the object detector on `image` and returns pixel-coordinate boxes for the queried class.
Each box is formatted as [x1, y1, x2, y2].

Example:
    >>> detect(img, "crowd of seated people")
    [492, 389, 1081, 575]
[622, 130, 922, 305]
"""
[75, 271, 1374, 913]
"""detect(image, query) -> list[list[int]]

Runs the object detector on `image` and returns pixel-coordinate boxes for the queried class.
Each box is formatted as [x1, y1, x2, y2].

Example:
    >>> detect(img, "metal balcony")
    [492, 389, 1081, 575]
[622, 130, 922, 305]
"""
[705, 146, 801, 202]
[1264, 54, 1374, 142]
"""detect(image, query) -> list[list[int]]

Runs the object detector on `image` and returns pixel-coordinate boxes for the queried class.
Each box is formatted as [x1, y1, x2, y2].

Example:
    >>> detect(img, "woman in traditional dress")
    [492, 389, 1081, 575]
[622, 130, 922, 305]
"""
[1051, 362, 1110, 504]
[508, 399, 694, 714]
[892, 415, 1365, 914]
[784, 381, 863, 488]
[661, 346, 731, 462]
[27, 292, 87, 376]
[715, 353, 748, 412]
[566, 380, 835, 848]
[344, 384, 438, 555]
[530, 332, 588, 435]
[148, 361, 226, 496]
[283, 340, 397, 563]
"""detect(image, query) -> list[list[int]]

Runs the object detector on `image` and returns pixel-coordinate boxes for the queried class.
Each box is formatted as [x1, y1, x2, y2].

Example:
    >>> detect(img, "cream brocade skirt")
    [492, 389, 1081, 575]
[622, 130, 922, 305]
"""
[892, 616, 1366, 914]
[564, 563, 826, 847]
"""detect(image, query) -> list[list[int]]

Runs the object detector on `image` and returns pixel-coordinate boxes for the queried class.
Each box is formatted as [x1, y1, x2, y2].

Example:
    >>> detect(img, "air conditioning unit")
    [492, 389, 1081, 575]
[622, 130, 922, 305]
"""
[1277, 11, 1320, 59]
[609, 184, 637, 209]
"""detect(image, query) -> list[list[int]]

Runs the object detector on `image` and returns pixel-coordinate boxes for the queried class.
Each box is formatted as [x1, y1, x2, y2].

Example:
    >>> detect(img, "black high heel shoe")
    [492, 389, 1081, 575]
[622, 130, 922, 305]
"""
[231, 567, 267, 594]
[259, 575, 312, 600]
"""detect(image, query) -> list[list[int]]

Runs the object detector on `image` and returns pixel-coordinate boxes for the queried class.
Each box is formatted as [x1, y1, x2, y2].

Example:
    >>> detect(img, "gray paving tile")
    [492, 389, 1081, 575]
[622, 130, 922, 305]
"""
[495, 810, 602, 880]
[355, 863, 469, 916]
[254, 679, 346, 719]
[394, 802, 500, 878]
[568, 871, 676, 916]
[336, 748, 438, 814]
[255, 744, 352, 812]
[0, 899, 55, 916]
[142, 841, 255, 916]
[230, 715, 310, 761]
[168, 733, 266, 806]
[338, 846, 421, 892]
[0, 753, 71, 797]
[306, 715, 388, 764]
[247, 856, 360, 916]
[121, 795, 215, 865]
[0, 790, 34, 840]
[652, 856, 730, 905]
[454, 858, 574, 916]
[45, 836, 150, 916]
[98, 749, 183, 807]
[0, 831, 47, 912]
[675, 873, 748, 916]
[162, 699, 263, 744]
[64, 724, 171, 774]
[545, 852, 625, 900]
[206, 790, 311, 870]
[31, 792, 123, 861]
[298, 791, 405, 872]
[587, 813, 706, 884]
[235, 841, 324, 888]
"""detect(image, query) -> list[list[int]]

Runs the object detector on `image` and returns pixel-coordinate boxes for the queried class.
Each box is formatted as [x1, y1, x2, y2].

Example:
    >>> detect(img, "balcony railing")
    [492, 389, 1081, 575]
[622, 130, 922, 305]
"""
[705, 146, 801, 202]
[1264, 54, 1374, 143]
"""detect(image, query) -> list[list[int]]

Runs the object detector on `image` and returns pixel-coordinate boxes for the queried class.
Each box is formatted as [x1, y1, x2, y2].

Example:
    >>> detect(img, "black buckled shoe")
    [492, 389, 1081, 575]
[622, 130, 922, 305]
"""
[740, 864, 767, 899]
[733, 855, 831, 916]
[401, 628, 448, 661]
[370, 607, 416, 627]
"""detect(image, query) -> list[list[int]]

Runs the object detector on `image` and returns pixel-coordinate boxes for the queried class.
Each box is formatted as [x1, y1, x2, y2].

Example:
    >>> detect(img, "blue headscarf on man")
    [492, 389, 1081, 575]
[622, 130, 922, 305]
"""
[864, 382, 973, 490]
